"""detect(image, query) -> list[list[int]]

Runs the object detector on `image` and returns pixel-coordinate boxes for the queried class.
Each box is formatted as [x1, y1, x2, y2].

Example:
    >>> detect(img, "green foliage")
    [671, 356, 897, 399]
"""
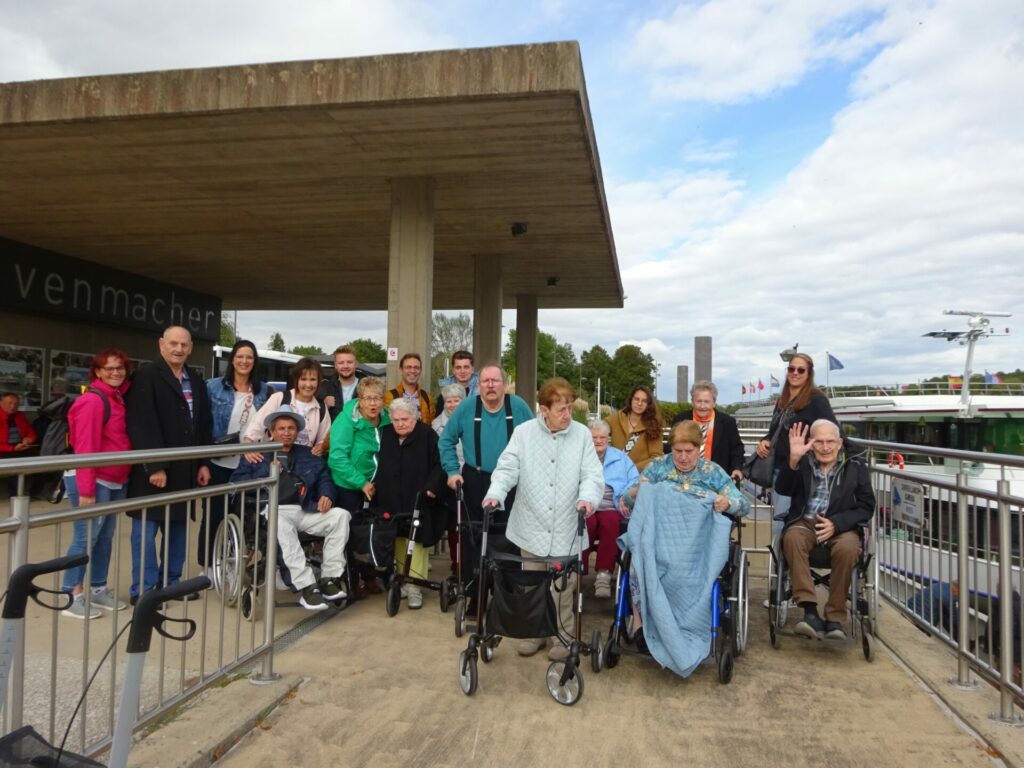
[268, 332, 285, 352]
[431, 312, 474, 388]
[502, 330, 580, 393]
[289, 345, 324, 356]
[580, 344, 614, 408]
[607, 344, 656, 409]
[219, 312, 237, 346]
[348, 338, 386, 363]
[658, 401, 688, 422]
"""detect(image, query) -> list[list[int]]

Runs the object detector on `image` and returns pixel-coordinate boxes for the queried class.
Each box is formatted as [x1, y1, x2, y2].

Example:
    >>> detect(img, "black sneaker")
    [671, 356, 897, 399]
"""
[794, 611, 825, 640]
[320, 578, 347, 602]
[299, 584, 328, 611]
[824, 620, 847, 641]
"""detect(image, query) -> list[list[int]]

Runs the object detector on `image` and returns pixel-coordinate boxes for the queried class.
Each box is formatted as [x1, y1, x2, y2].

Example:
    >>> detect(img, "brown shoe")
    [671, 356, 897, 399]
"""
[355, 582, 369, 600]
[364, 578, 384, 595]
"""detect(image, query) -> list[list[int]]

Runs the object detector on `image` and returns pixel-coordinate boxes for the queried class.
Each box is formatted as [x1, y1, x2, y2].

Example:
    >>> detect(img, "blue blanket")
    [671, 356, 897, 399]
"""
[618, 483, 732, 677]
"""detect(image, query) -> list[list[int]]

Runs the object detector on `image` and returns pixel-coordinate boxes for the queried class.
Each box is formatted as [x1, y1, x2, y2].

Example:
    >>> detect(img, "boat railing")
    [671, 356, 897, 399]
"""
[0, 444, 286, 758]
[828, 382, 1024, 397]
[849, 436, 1024, 721]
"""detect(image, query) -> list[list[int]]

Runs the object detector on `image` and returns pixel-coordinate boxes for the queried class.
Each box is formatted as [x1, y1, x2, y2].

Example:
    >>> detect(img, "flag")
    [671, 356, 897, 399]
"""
[947, 375, 962, 390]
[770, 374, 780, 387]
[741, 384, 747, 395]
[758, 379, 765, 390]
[827, 353, 845, 371]
[985, 371, 1004, 384]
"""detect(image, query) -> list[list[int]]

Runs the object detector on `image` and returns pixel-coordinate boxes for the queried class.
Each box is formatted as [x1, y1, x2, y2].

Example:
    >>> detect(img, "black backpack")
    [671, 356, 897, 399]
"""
[38, 389, 111, 457]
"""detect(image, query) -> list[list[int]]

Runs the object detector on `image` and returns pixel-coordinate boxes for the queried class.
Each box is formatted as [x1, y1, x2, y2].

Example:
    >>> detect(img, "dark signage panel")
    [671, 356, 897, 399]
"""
[0, 238, 222, 341]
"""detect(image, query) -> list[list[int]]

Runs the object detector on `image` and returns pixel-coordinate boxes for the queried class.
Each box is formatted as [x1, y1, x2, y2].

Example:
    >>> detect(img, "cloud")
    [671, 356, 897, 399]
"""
[629, 0, 898, 103]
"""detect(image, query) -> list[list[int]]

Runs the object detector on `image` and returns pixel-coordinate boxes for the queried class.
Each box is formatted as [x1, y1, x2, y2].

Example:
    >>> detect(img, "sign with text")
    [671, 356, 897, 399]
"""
[0, 238, 221, 341]
[892, 480, 925, 529]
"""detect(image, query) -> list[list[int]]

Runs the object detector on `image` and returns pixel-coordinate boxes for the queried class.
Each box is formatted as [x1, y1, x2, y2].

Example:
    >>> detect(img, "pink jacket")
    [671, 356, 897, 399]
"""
[68, 379, 132, 497]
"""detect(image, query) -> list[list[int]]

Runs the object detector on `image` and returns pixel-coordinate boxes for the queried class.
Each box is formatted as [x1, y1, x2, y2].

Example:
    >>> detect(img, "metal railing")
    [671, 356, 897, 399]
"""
[849, 437, 1024, 722]
[0, 443, 284, 757]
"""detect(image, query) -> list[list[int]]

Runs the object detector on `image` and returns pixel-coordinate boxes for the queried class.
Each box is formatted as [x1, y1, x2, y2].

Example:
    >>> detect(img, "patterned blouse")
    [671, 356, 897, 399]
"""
[623, 455, 749, 517]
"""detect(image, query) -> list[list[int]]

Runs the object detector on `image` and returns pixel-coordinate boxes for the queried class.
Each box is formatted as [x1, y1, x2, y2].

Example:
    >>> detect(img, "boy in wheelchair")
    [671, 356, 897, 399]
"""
[232, 408, 351, 611]
[776, 419, 874, 641]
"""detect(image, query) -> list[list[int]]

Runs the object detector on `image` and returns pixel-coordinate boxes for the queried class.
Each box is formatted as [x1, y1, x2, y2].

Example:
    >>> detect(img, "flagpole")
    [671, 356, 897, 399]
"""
[826, 350, 831, 391]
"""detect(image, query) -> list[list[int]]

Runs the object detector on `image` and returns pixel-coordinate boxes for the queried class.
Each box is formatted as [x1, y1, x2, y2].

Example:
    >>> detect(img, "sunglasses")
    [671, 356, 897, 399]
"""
[787, 366, 808, 374]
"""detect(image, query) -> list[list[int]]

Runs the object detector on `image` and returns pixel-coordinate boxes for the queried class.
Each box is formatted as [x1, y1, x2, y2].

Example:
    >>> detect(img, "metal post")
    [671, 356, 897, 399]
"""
[992, 480, 1023, 724]
[951, 472, 976, 689]
[7, 495, 30, 730]
[251, 461, 281, 684]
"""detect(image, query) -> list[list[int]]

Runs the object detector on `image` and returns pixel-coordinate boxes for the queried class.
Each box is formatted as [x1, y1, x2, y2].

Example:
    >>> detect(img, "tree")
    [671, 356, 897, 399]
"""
[348, 338, 386, 363]
[607, 344, 656, 409]
[502, 330, 579, 392]
[268, 332, 285, 352]
[289, 344, 324, 356]
[580, 344, 614, 408]
[431, 312, 473, 387]
[219, 312, 237, 346]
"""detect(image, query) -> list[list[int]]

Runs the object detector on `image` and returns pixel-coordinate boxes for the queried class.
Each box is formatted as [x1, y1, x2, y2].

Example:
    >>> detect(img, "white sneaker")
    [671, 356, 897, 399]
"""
[64, 595, 101, 620]
[594, 570, 612, 599]
[89, 587, 127, 611]
[407, 589, 423, 609]
[517, 637, 549, 657]
[400, 585, 409, 599]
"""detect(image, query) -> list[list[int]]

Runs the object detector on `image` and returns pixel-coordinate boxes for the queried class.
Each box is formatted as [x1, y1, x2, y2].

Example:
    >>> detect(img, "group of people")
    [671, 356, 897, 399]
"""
[27, 328, 872, 664]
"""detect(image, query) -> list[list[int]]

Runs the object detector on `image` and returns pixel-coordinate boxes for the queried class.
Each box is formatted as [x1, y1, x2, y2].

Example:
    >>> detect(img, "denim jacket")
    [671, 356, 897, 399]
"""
[205, 378, 273, 439]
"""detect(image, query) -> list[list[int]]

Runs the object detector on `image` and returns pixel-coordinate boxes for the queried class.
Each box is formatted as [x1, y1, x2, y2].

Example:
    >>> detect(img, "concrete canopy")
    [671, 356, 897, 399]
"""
[0, 42, 622, 312]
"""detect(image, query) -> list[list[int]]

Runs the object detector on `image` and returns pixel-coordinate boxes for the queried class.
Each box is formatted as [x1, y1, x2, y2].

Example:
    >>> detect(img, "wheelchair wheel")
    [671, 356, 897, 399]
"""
[717, 649, 734, 684]
[385, 581, 401, 617]
[212, 513, 245, 607]
[603, 638, 620, 669]
[440, 575, 453, 613]
[458, 650, 478, 696]
[454, 596, 466, 638]
[240, 587, 256, 622]
[733, 555, 749, 656]
[862, 622, 875, 662]
[590, 630, 604, 674]
[546, 661, 583, 706]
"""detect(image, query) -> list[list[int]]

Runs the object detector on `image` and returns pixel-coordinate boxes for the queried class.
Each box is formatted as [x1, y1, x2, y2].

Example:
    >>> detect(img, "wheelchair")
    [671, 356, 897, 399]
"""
[767, 523, 876, 660]
[602, 512, 748, 683]
[210, 488, 355, 620]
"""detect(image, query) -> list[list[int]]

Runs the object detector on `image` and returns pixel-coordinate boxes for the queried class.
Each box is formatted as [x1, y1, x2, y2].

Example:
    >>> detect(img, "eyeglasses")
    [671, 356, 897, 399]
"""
[360, 395, 383, 403]
[787, 366, 808, 374]
[101, 366, 126, 373]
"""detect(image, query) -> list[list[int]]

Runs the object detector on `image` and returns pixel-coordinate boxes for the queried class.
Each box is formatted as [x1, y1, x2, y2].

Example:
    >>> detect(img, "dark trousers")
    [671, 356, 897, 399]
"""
[460, 466, 515, 610]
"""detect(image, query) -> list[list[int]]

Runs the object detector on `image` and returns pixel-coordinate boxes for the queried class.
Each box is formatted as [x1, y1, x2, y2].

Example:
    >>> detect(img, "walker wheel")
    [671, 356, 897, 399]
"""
[481, 642, 495, 664]
[454, 597, 466, 638]
[439, 575, 453, 613]
[718, 650, 734, 684]
[862, 624, 875, 662]
[590, 630, 604, 674]
[385, 582, 400, 617]
[546, 661, 583, 706]
[458, 649, 478, 696]
[769, 623, 780, 649]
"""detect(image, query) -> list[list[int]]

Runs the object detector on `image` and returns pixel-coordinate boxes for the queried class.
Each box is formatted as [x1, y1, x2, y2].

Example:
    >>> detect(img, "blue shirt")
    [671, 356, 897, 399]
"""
[439, 394, 533, 476]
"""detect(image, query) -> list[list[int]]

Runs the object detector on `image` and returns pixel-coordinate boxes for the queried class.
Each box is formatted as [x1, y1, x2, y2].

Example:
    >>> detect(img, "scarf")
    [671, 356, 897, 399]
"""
[691, 410, 715, 461]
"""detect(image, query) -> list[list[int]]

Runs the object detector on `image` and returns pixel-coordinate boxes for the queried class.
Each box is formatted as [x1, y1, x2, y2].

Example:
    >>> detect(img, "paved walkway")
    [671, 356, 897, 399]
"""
[217, 555, 1004, 768]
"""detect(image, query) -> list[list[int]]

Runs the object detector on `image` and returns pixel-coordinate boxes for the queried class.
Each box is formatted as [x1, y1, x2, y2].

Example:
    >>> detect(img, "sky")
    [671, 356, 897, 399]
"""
[3, 0, 1022, 404]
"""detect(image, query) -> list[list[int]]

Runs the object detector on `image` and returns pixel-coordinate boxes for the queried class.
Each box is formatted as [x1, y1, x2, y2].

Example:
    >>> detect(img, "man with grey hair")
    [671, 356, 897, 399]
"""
[670, 380, 744, 481]
[776, 418, 874, 640]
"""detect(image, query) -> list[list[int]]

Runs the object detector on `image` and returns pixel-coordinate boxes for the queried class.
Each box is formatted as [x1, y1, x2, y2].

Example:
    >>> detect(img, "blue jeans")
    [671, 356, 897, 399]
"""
[61, 476, 126, 591]
[130, 515, 187, 597]
[771, 467, 791, 543]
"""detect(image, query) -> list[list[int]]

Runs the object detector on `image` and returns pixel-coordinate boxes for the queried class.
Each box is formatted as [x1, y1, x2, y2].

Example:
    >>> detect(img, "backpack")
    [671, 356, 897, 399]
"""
[38, 388, 111, 457]
[388, 387, 433, 420]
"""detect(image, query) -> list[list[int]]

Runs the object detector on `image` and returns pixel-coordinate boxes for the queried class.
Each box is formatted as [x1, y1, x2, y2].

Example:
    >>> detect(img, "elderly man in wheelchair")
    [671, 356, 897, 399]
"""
[231, 408, 351, 611]
[776, 419, 874, 641]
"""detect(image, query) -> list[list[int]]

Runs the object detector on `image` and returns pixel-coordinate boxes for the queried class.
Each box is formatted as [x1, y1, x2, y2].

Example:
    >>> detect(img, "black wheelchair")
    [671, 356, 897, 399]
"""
[767, 524, 876, 661]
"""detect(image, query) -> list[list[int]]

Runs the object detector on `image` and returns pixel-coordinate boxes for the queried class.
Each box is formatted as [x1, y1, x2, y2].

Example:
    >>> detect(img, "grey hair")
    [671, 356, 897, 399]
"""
[440, 383, 465, 401]
[810, 419, 841, 440]
[588, 419, 610, 435]
[388, 397, 420, 420]
[691, 380, 718, 400]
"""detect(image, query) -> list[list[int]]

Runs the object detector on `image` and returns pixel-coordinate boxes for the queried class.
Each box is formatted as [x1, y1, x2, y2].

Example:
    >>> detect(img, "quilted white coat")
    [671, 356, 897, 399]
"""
[486, 415, 605, 557]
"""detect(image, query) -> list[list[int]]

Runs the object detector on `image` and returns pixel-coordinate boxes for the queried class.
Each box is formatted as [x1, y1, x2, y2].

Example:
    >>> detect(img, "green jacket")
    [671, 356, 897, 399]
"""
[328, 397, 391, 491]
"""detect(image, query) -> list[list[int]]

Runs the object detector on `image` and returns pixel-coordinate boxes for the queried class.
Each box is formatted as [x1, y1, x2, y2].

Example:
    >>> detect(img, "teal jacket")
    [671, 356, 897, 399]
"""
[328, 398, 391, 491]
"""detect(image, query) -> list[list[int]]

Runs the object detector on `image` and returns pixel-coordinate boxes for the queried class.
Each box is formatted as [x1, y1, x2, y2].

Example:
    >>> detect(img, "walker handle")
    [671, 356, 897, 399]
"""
[2, 554, 89, 620]
[126, 576, 211, 654]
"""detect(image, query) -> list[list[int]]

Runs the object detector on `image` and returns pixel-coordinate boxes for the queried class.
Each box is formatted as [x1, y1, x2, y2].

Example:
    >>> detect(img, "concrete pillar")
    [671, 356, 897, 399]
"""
[472, 255, 503, 366]
[386, 177, 434, 389]
[694, 336, 712, 384]
[515, 294, 538, 407]
[677, 365, 689, 404]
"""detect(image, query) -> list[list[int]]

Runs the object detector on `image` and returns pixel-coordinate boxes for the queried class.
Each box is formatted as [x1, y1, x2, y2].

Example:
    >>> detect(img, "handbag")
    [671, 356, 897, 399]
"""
[743, 410, 787, 488]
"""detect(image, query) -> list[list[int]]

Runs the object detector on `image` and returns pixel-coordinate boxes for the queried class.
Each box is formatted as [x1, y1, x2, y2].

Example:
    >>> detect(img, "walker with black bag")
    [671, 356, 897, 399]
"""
[384, 491, 449, 616]
[0, 554, 209, 767]
[457, 503, 603, 706]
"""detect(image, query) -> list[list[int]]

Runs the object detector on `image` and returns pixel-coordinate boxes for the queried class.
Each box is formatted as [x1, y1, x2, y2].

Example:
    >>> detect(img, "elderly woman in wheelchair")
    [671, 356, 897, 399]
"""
[613, 421, 750, 679]
[773, 419, 875, 645]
